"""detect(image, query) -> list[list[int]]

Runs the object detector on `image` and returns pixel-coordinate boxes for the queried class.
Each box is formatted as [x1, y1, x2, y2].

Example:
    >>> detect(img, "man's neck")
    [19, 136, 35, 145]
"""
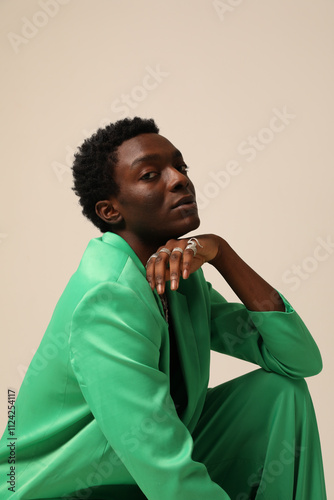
[112, 230, 164, 267]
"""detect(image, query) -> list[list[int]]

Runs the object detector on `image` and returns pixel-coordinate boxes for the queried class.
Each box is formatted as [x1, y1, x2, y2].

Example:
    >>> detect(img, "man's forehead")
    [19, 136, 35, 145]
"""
[116, 133, 182, 165]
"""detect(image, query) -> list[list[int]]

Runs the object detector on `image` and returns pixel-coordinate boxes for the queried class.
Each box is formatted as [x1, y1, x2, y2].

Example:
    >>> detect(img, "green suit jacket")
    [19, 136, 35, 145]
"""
[0, 232, 322, 499]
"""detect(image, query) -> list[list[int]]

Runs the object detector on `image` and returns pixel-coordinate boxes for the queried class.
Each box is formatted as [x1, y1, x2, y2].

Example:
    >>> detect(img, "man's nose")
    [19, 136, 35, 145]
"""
[168, 167, 190, 191]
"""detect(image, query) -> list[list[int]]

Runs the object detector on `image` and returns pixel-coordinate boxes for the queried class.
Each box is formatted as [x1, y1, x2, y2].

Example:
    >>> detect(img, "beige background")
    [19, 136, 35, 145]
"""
[1, 0, 333, 495]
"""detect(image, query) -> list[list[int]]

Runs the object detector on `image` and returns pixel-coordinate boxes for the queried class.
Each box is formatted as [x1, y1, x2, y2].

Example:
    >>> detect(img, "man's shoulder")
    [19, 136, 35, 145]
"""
[68, 232, 146, 296]
[47, 233, 148, 324]
[76, 235, 130, 285]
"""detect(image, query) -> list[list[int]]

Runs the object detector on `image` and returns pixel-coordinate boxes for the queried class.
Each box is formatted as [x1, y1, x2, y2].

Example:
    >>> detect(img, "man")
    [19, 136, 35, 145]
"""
[0, 117, 327, 499]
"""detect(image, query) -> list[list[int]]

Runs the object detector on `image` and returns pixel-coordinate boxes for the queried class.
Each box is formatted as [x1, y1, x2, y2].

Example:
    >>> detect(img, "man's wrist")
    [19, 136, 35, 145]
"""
[207, 236, 226, 268]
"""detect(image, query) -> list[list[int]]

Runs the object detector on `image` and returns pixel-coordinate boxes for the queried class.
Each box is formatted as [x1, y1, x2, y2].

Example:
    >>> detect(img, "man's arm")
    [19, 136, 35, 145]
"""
[146, 234, 322, 378]
[208, 236, 285, 311]
[206, 281, 322, 378]
[146, 233, 284, 311]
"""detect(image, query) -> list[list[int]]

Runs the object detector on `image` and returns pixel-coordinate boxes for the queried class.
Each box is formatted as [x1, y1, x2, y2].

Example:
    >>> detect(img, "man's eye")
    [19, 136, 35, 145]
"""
[140, 172, 158, 180]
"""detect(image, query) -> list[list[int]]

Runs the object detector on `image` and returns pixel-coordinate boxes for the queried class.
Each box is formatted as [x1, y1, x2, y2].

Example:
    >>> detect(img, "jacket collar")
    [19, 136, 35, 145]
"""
[101, 231, 165, 318]
[101, 232, 147, 278]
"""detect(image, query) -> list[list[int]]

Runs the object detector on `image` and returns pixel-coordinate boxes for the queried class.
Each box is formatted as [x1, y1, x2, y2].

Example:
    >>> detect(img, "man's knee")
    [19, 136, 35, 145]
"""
[252, 369, 309, 401]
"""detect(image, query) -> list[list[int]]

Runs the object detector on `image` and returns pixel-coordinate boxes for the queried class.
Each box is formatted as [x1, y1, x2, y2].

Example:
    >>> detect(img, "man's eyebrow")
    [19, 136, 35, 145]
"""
[130, 149, 183, 169]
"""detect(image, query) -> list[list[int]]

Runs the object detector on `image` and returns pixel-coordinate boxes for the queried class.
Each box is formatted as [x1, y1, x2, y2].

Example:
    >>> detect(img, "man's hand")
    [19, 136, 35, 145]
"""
[145, 234, 222, 295]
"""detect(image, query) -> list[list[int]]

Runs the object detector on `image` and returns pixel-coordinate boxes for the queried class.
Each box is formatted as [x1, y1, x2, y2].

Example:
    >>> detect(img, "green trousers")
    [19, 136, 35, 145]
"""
[92, 369, 326, 500]
[191, 369, 327, 499]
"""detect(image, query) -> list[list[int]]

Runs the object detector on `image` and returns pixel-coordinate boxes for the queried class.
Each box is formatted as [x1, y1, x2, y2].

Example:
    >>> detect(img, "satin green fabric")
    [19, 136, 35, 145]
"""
[0, 232, 325, 499]
[191, 369, 326, 499]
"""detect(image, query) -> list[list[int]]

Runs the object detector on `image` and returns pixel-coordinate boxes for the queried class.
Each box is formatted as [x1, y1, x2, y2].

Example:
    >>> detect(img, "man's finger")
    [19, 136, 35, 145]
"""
[169, 248, 183, 290]
[182, 247, 195, 279]
[146, 253, 159, 291]
[153, 251, 170, 295]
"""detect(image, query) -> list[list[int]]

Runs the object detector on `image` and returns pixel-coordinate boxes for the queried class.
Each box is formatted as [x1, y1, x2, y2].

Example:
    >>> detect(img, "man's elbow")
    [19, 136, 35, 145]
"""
[301, 351, 323, 378]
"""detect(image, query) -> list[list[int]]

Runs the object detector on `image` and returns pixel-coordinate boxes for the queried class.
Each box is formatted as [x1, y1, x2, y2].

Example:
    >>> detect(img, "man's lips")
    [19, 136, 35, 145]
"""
[171, 196, 196, 209]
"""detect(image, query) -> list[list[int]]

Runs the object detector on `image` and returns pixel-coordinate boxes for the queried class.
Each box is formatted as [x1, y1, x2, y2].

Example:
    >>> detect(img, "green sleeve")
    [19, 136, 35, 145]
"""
[69, 282, 230, 500]
[208, 283, 322, 378]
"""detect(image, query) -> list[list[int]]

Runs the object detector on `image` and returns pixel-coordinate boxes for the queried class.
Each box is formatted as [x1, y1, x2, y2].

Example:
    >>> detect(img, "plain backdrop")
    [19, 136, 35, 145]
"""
[1, 0, 333, 495]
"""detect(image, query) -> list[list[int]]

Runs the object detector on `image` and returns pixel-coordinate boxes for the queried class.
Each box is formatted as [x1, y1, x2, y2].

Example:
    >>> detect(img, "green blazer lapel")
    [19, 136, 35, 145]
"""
[166, 287, 202, 422]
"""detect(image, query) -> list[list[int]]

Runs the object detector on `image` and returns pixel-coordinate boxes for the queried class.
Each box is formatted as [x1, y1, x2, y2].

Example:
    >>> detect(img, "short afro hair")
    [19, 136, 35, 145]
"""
[72, 116, 159, 233]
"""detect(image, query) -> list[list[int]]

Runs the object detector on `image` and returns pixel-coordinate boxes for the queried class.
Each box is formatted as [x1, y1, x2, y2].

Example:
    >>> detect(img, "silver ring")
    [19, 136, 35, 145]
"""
[185, 241, 197, 256]
[145, 252, 159, 268]
[187, 237, 203, 248]
[172, 247, 184, 254]
[158, 248, 172, 256]
[185, 237, 203, 257]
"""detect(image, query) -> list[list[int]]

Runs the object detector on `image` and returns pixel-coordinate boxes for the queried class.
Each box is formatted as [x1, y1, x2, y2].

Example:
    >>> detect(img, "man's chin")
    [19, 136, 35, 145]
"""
[191, 215, 201, 232]
[172, 215, 201, 239]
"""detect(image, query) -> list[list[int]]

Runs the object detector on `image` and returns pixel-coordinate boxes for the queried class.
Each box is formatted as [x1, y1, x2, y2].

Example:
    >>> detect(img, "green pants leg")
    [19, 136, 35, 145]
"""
[191, 369, 327, 500]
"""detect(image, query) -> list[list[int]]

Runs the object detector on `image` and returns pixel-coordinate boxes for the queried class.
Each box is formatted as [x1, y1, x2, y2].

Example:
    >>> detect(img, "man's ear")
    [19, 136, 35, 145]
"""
[95, 200, 123, 226]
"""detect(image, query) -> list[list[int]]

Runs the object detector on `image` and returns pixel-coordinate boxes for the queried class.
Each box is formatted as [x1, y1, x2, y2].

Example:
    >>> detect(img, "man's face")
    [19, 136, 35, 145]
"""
[110, 133, 200, 245]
